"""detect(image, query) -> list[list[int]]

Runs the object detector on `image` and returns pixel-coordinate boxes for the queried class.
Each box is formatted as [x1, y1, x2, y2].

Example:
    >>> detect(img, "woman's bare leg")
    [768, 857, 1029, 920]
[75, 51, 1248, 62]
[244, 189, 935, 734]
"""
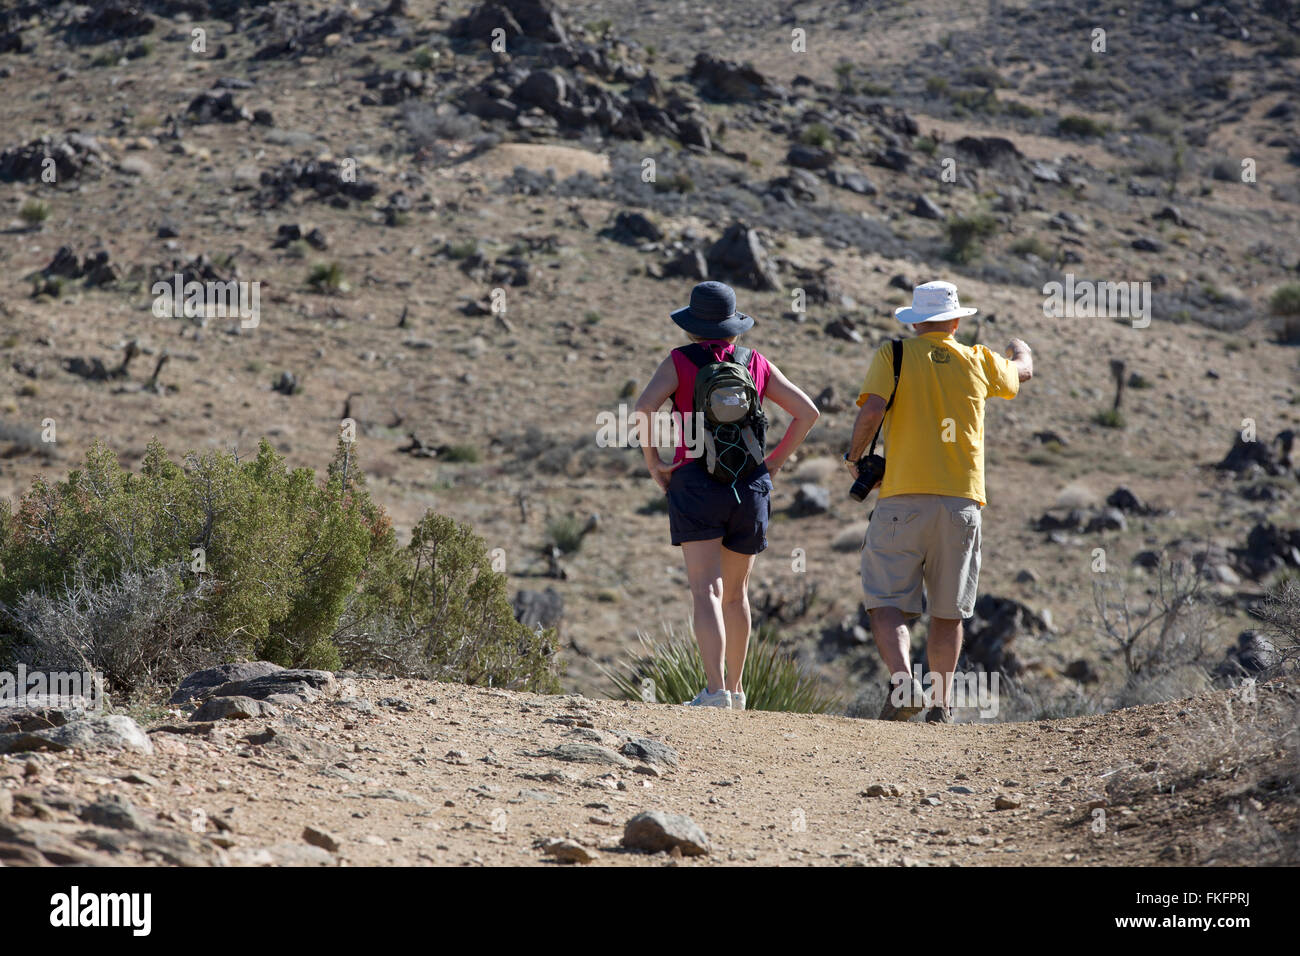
[681, 539, 726, 693]
[720, 546, 757, 694]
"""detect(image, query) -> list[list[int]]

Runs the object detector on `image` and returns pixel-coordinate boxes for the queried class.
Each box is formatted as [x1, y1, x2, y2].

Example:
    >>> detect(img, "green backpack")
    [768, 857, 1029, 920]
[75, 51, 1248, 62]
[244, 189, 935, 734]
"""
[679, 343, 768, 497]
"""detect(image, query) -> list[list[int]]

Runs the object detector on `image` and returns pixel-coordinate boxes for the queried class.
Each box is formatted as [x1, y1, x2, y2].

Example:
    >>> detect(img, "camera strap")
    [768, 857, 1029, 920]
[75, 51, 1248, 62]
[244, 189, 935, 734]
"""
[866, 338, 903, 457]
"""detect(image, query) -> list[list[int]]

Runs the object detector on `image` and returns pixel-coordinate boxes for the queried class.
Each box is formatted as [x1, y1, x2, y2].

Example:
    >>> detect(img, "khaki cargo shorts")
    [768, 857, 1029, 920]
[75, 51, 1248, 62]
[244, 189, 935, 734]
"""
[859, 494, 981, 619]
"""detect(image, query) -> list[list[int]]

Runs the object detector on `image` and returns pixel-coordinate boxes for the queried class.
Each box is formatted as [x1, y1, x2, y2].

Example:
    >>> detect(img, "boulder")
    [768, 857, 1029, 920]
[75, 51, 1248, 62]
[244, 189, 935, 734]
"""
[622, 810, 709, 856]
[190, 696, 280, 722]
[786, 144, 835, 170]
[961, 595, 1050, 677]
[790, 484, 831, 517]
[621, 737, 681, 769]
[689, 53, 782, 102]
[212, 669, 335, 703]
[169, 661, 284, 704]
[514, 587, 563, 631]
[706, 222, 781, 291]
[954, 135, 1023, 167]
[0, 715, 153, 756]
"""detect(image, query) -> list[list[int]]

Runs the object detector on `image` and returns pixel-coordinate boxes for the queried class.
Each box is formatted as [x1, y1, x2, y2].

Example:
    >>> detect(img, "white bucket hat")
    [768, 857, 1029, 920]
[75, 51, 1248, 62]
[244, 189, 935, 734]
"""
[894, 280, 979, 324]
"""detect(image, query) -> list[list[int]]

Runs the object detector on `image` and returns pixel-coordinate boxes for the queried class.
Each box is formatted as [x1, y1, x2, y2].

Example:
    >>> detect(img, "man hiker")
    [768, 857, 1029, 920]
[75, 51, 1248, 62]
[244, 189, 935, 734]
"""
[844, 280, 1033, 722]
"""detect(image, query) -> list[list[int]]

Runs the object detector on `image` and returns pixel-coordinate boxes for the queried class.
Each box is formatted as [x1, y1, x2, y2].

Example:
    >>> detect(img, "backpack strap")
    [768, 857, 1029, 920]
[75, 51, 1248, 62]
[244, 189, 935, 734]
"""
[867, 339, 904, 457]
[731, 345, 753, 370]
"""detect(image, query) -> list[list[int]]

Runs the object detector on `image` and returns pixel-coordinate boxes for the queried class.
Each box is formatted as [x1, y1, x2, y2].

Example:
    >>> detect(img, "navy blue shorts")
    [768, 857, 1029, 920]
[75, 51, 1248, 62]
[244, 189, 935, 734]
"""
[667, 460, 772, 555]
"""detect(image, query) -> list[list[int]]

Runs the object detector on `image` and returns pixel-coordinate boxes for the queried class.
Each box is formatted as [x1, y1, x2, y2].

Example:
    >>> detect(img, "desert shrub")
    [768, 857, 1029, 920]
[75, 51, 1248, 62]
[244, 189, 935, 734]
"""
[1103, 683, 1299, 864]
[1093, 408, 1126, 428]
[20, 200, 50, 226]
[0, 438, 387, 671]
[1058, 115, 1107, 138]
[1089, 553, 1218, 679]
[800, 123, 833, 148]
[1258, 575, 1300, 674]
[0, 564, 224, 699]
[1270, 283, 1300, 343]
[336, 512, 560, 692]
[944, 212, 998, 264]
[1009, 235, 1051, 259]
[0, 438, 558, 692]
[602, 623, 840, 713]
[439, 444, 480, 463]
[545, 515, 587, 555]
[307, 261, 347, 292]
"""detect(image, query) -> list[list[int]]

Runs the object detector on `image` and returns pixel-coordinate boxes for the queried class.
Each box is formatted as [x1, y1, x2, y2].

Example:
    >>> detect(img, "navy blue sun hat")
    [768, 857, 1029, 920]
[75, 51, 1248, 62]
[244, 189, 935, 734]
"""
[670, 281, 755, 337]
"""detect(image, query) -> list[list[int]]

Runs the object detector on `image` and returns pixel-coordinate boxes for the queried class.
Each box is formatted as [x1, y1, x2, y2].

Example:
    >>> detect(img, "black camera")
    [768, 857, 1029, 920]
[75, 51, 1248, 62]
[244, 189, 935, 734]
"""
[848, 454, 886, 502]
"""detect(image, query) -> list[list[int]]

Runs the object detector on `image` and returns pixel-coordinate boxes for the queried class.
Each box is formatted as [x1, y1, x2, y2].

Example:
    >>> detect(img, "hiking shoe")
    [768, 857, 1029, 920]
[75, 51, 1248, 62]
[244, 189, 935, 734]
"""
[878, 677, 926, 721]
[686, 688, 732, 708]
[924, 705, 953, 724]
[731, 691, 746, 711]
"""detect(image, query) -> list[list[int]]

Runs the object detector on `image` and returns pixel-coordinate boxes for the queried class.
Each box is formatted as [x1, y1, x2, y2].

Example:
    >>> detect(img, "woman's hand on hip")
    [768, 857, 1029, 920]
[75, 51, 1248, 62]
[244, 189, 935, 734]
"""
[649, 458, 682, 494]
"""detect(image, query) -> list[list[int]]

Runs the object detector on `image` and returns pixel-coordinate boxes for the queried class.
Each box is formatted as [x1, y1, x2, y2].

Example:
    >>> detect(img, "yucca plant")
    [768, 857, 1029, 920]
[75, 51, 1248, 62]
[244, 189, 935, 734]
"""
[602, 622, 841, 713]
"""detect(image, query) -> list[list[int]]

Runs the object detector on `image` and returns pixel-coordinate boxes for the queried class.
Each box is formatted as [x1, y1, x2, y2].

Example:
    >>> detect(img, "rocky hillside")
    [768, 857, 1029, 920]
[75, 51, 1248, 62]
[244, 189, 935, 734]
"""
[0, 0, 1297, 708]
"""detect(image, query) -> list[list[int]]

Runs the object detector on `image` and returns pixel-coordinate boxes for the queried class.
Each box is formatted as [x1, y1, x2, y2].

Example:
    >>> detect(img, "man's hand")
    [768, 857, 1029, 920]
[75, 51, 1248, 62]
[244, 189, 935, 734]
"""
[1006, 338, 1034, 383]
[841, 454, 860, 478]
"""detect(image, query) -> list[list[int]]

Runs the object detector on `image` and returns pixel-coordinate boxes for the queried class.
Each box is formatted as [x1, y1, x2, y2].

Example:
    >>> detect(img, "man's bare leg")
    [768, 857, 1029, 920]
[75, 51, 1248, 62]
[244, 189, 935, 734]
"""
[926, 616, 964, 709]
[869, 606, 921, 712]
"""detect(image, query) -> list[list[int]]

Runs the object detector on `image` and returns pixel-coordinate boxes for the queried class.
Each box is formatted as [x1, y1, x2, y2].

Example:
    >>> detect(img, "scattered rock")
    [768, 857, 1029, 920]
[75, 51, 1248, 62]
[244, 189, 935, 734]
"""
[621, 737, 681, 769]
[994, 793, 1022, 810]
[539, 837, 596, 863]
[302, 826, 341, 853]
[78, 794, 144, 831]
[540, 743, 632, 768]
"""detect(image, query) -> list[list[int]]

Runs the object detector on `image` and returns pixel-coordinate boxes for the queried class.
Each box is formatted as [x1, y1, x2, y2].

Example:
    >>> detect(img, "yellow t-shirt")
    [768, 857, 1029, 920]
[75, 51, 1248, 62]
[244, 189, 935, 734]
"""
[854, 331, 1019, 506]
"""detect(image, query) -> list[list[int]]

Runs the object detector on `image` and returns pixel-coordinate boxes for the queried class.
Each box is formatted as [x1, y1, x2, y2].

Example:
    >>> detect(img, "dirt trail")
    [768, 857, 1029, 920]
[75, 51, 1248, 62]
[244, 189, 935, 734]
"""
[4, 677, 1292, 867]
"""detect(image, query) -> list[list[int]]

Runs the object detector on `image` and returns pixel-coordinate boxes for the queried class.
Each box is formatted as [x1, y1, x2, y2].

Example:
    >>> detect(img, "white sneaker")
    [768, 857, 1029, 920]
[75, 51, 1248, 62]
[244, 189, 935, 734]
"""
[686, 688, 731, 708]
[730, 691, 746, 711]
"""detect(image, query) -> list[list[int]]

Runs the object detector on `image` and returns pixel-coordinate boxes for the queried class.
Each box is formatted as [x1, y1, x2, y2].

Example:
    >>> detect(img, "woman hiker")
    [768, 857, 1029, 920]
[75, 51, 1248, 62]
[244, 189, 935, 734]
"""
[634, 281, 820, 709]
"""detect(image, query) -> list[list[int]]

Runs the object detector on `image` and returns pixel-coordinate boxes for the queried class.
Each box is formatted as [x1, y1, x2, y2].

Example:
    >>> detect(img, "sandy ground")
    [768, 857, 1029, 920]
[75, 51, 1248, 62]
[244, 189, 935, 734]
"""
[2, 676, 1294, 866]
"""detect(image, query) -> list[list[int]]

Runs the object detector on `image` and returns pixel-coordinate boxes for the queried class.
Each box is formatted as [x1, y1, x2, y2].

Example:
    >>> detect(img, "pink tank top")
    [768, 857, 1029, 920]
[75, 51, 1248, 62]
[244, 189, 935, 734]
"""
[669, 340, 771, 464]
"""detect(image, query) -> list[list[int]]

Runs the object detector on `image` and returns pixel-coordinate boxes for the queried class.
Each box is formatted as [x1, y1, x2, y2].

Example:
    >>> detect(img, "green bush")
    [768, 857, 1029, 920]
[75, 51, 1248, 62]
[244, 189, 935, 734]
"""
[1269, 283, 1300, 316]
[307, 261, 347, 293]
[0, 438, 382, 670]
[20, 200, 50, 227]
[0, 437, 563, 694]
[1010, 235, 1052, 259]
[439, 444, 480, 463]
[601, 624, 841, 713]
[339, 513, 560, 692]
[800, 123, 833, 148]
[545, 515, 587, 555]
[1272, 283, 1300, 343]
[1094, 408, 1126, 429]
[1058, 115, 1108, 138]
[945, 212, 999, 264]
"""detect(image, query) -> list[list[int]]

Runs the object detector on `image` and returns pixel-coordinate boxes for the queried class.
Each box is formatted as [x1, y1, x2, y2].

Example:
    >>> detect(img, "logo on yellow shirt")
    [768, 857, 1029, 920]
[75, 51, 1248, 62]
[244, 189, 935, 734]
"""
[928, 346, 951, 364]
